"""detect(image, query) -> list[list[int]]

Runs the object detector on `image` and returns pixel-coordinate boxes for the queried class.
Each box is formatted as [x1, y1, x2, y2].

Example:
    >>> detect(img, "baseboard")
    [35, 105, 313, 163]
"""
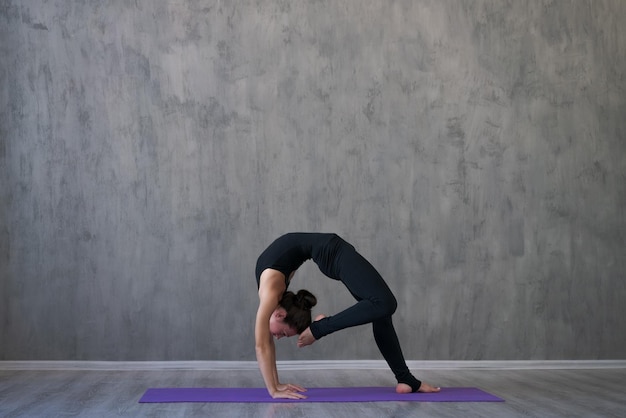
[1, 360, 625, 371]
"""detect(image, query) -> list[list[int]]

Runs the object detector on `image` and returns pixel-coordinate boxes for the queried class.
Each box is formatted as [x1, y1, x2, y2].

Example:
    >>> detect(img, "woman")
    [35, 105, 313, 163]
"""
[255, 232, 440, 399]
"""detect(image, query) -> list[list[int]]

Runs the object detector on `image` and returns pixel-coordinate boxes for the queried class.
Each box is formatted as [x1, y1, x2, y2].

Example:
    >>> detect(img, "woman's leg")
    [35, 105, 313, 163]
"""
[309, 245, 397, 337]
[308, 244, 422, 391]
[373, 316, 422, 391]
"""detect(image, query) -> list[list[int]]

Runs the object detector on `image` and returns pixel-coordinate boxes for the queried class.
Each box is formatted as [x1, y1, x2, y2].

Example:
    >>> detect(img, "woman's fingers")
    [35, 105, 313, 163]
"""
[273, 389, 307, 399]
[286, 383, 306, 392]
[277, 383, 307, 393]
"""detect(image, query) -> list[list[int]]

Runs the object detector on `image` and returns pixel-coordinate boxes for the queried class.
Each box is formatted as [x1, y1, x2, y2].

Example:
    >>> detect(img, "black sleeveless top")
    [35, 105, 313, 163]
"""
[255, 233, 348, 287]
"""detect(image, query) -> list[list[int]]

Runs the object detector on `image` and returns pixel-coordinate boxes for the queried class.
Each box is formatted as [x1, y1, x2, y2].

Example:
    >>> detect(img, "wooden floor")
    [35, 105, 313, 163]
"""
[1, 367, 625, 417]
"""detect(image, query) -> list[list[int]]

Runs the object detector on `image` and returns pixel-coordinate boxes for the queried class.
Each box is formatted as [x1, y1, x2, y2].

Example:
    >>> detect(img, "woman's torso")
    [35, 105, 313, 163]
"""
[255, 233, 346, 286]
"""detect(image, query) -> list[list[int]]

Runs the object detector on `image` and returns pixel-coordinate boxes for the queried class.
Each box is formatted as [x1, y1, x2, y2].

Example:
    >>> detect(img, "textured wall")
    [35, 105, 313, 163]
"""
[1, 0, 625, 361]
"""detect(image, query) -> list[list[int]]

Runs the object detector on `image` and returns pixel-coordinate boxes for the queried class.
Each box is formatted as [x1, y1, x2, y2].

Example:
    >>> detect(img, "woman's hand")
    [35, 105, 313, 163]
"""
[277, 383, 306, 393]
[271, 383, 307, 399]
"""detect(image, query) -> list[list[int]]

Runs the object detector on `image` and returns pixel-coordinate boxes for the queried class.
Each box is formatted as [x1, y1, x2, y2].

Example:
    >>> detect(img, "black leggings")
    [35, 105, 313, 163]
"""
[309, 243, 422, 392]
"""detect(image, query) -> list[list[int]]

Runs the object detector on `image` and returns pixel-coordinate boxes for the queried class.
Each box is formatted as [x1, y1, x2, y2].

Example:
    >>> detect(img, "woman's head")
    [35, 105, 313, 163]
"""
[269, 289, 317, 338]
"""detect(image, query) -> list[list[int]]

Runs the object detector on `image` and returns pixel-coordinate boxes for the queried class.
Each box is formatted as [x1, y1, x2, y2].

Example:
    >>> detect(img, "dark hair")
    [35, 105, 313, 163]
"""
[279, 289, 317, 333]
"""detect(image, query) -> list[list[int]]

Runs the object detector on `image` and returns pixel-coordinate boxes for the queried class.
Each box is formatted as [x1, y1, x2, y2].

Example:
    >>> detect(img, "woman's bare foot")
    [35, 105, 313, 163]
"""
[395, 383, 412, 394]
[396, 382, 441, 394]
[297, 327, 316, 347]
[297, 315, 326, 348]
[418, 382, 441, 393]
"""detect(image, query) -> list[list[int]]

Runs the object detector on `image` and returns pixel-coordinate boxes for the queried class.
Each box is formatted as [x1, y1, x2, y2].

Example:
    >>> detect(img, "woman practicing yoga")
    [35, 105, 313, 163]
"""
[255, 232, 440, 399]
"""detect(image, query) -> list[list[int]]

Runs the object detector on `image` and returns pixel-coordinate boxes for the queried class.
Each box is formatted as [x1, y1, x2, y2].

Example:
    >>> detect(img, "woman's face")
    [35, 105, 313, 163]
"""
[269, 308, 298, 339]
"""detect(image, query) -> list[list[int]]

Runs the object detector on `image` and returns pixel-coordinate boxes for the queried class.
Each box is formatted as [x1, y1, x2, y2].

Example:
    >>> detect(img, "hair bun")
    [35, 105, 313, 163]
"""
[296, 289, 317, 310]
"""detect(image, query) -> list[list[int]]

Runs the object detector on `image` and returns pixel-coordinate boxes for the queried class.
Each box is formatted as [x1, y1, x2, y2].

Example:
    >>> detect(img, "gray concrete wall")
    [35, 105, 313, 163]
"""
[1, 0, 625, 361]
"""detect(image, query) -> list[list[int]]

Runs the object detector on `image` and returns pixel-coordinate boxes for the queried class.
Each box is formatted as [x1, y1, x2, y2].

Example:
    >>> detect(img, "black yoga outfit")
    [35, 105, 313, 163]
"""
[255, 232, 422, 392]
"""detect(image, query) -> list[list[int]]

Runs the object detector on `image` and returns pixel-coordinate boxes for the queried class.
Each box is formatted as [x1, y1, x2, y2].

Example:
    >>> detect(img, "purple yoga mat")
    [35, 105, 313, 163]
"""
[139, 387, 504, 403]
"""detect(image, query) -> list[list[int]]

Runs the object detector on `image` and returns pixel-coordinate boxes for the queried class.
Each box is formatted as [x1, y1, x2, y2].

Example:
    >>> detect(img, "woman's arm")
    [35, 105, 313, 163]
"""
[255, 269, 306, 399]
[269, 336, 280, 385]
[254, 298, 280, 396]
